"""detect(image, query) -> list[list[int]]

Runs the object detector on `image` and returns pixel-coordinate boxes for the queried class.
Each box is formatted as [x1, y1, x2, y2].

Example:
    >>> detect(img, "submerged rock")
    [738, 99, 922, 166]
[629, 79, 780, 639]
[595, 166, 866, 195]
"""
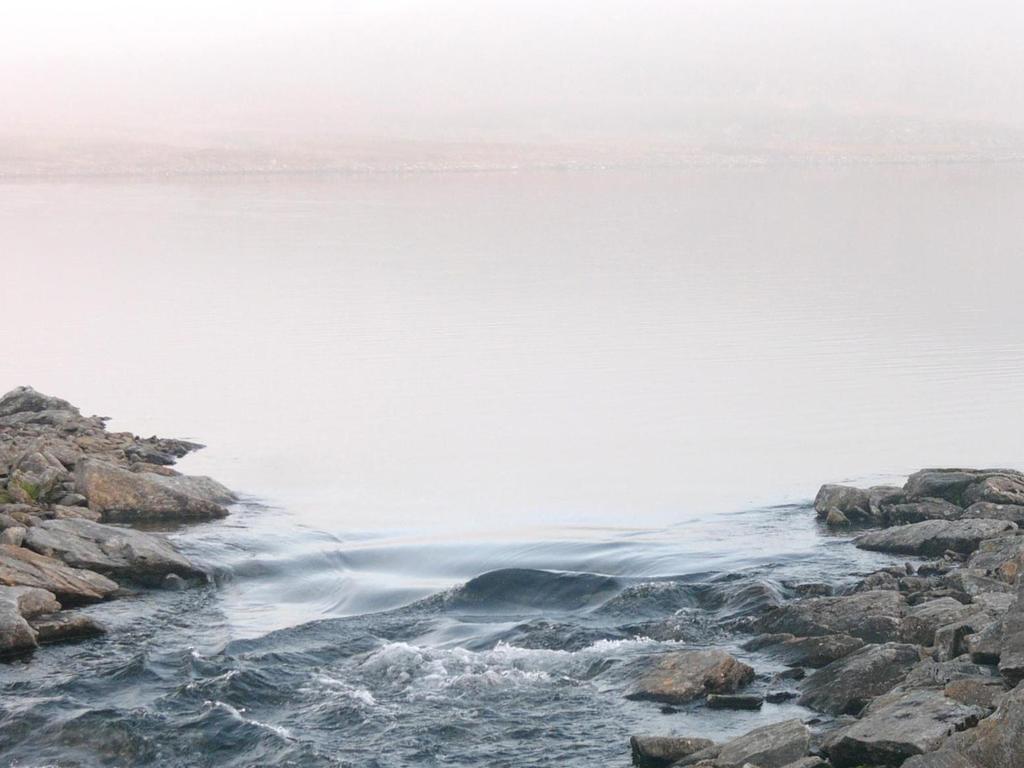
[629, 736, 714, 768]
[824, 688, 986, 768]
[624, 649, 755, 704]
[22, 517, 204, 583]
[798, 642, 921, 715]
[75, 459, 230, 522]
[854, 519, 1017, 557]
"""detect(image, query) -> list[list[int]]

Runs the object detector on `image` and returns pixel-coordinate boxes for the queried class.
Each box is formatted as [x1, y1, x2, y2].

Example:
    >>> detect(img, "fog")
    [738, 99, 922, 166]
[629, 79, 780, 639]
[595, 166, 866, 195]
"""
[3, 0, 1024, 151]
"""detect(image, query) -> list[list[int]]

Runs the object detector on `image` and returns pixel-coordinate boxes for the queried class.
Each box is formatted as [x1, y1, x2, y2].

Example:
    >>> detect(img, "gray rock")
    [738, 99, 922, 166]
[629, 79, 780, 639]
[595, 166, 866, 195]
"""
[997, 583, 1024, 685]
[882, 499, 963, 526]
[755, 590, 906, 643]
[965, 621, 1003, 665]
[902, 657, 1000, 689]
[28, 612, 106, 644]
[902, 752, 982, 768]
[798, 642, 921, 715]
[824, 688, 985, 768]
[965, 535, 1024, 584]
[854, 519, 1017, 557]
[75, 458, 229, 522]
[0, 585, 60, 657]
[0, 386, 77, 418]
[814, 485, 870, 521]
[933, 615, 996, 661]
[943, 677, 1006, 710]
[0, 543, 118, 603]
[904, 470, 991, 505]
[942, 680, 1024, 767]
[0, 526, 25, 546]
[772, 634, 865, 668]
[23, 518, 204, 583]
[714, 719, 810, 768]
[624, 649, 755, 704]
[629, 736, 714, 768]
[902, 597, 983, 646]
[705, 694, 763, 710]
[963, 474, 1024, 507]
[962, 501, 1024, 525]
[824, 508, 849, 527]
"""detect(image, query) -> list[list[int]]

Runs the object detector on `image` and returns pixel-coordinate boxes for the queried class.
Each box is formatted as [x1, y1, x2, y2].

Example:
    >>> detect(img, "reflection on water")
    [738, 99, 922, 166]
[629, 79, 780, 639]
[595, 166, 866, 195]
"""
[4, 165, 1024, 527]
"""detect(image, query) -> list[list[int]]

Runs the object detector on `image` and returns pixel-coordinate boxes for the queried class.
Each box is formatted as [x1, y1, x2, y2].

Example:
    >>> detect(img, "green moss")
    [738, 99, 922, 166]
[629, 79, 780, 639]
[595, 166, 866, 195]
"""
[13, 478, 41, 502]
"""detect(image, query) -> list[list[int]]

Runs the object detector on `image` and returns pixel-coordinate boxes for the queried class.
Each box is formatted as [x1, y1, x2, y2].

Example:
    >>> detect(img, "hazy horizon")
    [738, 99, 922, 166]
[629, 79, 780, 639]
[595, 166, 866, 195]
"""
[3, 0, 1024, 165]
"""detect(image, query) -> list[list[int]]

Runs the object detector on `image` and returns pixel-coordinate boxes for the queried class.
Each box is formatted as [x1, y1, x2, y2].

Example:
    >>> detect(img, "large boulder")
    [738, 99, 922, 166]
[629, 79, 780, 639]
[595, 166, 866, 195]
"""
[963, 474, 1024, 507]
[75, 458, 230, 522]
[965, 536, 1024, 584]
[629, 736, 714, 768]
[0, 585, 60, 657]
[904, 470, 990, 505]
[755, 590, 906, 643]
[23, 518, 204, 583]
[624, 649, 755, 704]
[0, 386, 77, 418]
[755, 633, 865, 668]
[824, 688, 986, 768]
[902, 597, 984, 646]
[0, 543, 118, 603]
[883, 499, 964, 526]
[814, 485, 871, 521]
[711, 719, 810, 768]
[798, 642, 921, 715]
[997, 582, 1024, 685]
[854, 519, 1018, 557]
[962, 502, 1024, 525]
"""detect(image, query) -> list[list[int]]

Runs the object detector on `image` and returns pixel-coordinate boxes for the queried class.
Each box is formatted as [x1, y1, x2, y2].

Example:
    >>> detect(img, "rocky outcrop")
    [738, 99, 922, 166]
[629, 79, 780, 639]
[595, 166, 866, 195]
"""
[75, 459, 231, 522]
[754, 590, 906, 643]
[624, 649, 754, 703]
[824, 688, 986, 767]
[797, 642, 921, 714]
[629, 736, 714, 768]
[23, 518, 205, 583]
[0, 544, 118, 603]
[854, 519, 1017, 557]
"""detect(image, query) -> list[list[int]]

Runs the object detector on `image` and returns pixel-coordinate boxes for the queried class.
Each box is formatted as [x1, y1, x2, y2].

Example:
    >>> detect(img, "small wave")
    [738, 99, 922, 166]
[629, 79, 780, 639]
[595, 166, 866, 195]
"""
[444, 568, 622, 612]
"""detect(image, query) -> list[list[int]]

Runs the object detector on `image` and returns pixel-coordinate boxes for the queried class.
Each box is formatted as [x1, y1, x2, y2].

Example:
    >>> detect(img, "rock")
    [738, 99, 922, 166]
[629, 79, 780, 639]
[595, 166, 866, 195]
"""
[943, 677, 1006, 709]
[966, 621, 1003, 665]
[0, 585, 60, 657]
[705, 694, 763, 710]
[902, 752, 983, 768]
[824, 688, 986, 768]
[882, 499, 964, 526]
[944, 569, 1015, 597]
[778, 760, 826, 768]
[902, 657, 1000, 689]
[904, 470, 991, 505]
[75, 458, 230, 522]
[854, 519, 1017, 557]
[28, 612, 106, 644]
[714, 719, 810, 768]
[22, 518, 204, 583]
[902, 597, 982, 645]
[963, 474, 1024, 507]
[755, 590, 906, 643]
[629, 736, 714, 768]
[765, 690, 797, 703]
[50, 505, 102, 522]
[57, 492, 89, 507]
[824, 508, 849, 527]
[941, 681, 1024, 767]
[0, 543, 118, 603]
[934, 615, 996, 661]
[814, 485, 870, 521]
[0, 526, 25, 546]
[965, 535, 1024, 583]
[798, 642, 921, 715]
[852, 569, 900, 592]
[625, 649, 755, 704]
[962, 502, 1024, 525]
[772, 634, 865, 668]
[0, 386, 76, 418]
[997, 583, 1024, 685]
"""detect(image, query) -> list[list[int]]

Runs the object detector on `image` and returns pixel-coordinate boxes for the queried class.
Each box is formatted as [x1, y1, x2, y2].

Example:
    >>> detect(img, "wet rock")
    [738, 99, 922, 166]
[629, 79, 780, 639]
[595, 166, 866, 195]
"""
[0, 585, 60, 657]
[755, 590, 906, 643]
[769, 634, 865, 668]
[814, 485, 871, 521]
[713, 719, 810, 768]
[962, 501, 1024, 525]
[22, 518, 204, 583]
[824, 508, 849, 527]
[798, 642, 921, 715]
[902, 597, 982, 646]
[0, 543, 118, 603]
[765, 690, 797, 703]
[75, 458, 230, 522]
[854, 518, 1017, 557]
[624, 649, 755, 704]
[629, 736, 714, 768]
[824, 688, 986, 768]
[997, 583, 1024, 685]
[705, 693, 763, 710]
[882, 499, 964, 526]
[28, 612, 106, 644]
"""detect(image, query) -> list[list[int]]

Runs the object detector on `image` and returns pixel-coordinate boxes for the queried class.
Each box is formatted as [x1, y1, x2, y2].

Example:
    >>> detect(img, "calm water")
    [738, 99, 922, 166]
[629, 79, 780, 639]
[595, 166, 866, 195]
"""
[2, 163, 1024, 766]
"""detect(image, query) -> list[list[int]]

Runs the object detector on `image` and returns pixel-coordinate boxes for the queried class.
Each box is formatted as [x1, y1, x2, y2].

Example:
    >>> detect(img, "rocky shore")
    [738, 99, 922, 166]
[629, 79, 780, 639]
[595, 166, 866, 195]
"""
[0, 386, 234, 658]
[629, 469, 1024, 768]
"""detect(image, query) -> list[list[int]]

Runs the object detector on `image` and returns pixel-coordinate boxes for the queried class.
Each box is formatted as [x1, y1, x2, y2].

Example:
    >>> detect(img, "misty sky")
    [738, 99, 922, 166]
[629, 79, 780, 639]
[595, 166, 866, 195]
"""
[3, 0, 1024, 145]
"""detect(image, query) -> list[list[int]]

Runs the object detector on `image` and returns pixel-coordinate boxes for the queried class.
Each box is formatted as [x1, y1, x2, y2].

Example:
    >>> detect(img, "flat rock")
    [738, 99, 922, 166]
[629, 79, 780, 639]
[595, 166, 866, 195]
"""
[903, 597, 983, 646]
[965, 535, 1024, 584]
[943, 680, 1024, 767]
[904, 470, 993, 505]
[75, 458, 230, 522]
[714, 719, 810, 768]
[23, 518, 204, 583]
[28, 612, 106, 644]
[629, 736, 714, 768]
[883, 499, 964, 526]
[768, 634, 865, 668]
[798, 642, 921, 715]
[962, 502, 1024, 525]
[824, 688, 986, 768]
[625, 649, 755, 704]
[0, 543, 118, 604]
[943, 677, 1006, 710]
[854, 519, 1017, 557]
[755, 590, 906, 643]
[705, 694, 763, 710]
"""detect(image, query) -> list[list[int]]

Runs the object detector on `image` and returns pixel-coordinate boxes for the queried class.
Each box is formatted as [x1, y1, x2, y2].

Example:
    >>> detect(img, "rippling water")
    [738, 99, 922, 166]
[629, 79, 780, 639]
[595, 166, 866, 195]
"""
[2, 163, 1024, 765]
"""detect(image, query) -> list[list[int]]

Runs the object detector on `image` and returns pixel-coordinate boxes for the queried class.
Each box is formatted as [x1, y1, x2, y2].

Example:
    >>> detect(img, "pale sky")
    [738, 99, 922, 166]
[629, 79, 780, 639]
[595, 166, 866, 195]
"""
[2, 0, 1023, 145]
